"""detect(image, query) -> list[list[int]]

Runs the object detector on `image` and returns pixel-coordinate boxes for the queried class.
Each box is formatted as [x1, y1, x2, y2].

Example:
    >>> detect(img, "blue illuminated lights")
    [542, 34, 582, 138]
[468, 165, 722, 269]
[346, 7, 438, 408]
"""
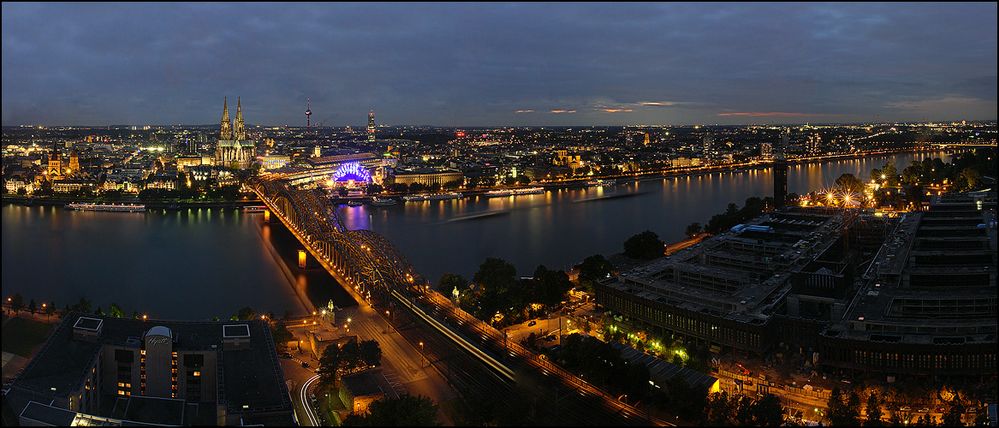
[332, 162, 372, 183]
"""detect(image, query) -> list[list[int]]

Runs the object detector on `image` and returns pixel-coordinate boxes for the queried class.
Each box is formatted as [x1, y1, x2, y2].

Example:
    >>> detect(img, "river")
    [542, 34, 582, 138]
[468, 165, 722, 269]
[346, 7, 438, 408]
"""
[339, 151, 954, 282]
[1, 150, 953, 318]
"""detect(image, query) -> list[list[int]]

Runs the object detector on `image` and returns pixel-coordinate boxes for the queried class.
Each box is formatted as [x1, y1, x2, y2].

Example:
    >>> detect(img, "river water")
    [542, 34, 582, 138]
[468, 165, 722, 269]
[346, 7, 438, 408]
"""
[340, 151, 954, 283]
[1, 151, 952, 318]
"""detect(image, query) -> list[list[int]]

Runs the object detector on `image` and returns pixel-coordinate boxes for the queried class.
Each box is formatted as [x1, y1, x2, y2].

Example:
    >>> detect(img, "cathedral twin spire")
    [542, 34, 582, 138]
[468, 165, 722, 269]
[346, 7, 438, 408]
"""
[219, 97, 246, 140]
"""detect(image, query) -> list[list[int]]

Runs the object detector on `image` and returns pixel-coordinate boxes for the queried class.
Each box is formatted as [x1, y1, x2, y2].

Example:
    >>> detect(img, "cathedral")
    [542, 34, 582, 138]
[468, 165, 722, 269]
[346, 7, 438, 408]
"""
[215, 97, 256, 170]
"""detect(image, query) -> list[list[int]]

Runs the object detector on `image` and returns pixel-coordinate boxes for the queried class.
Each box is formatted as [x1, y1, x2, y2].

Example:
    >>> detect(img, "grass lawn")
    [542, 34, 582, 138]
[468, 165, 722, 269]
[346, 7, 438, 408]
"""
[1, 317, 54, 357]
[318, 388, 347, 426]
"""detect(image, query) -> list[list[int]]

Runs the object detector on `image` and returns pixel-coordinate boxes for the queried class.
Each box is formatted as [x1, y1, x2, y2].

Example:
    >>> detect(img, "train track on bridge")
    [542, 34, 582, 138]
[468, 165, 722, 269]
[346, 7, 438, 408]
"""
[249, 177, 675, 426]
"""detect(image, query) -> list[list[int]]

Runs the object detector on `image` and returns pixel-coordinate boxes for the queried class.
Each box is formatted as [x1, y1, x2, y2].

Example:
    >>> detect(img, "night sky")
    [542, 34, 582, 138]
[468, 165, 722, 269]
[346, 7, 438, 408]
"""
[2, 3, 996, 126]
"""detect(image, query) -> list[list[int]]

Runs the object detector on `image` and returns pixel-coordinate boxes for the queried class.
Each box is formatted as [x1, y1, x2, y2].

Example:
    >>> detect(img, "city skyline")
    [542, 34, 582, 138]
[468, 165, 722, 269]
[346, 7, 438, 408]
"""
[2, 3, 997, 127]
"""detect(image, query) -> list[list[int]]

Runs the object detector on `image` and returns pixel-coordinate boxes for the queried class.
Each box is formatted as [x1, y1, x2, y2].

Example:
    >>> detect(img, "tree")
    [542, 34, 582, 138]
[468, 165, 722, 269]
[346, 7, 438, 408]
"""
[468, 258, 520, 320]
[73, 297, 92, 313]
[271, 323, 293, 347]
[942, 395, 965, 427]
[705, 392, 734, 425]
[28, 299, 37, 314]
[623, 230, 664, 260]
[11, 293, 24, 312]
[108, 303, 125, 318]
[233, 306, 256, 321]
[359, 339, 382, 367]
[835, 173, 866, 194]
[685, 222, 703, 238]
[828, 387, 861, 426]
[576, 254, 613, 283]
[752, 393, 784, 426]
[532, 265, 572, 309]
[45, 301, 56, 317]
[436, 273, 469, 294]
[317, 343, 342, 390]
[865, 392, 885, 426]
[342, 394, 439, 426]
[958, 168, 982, 191]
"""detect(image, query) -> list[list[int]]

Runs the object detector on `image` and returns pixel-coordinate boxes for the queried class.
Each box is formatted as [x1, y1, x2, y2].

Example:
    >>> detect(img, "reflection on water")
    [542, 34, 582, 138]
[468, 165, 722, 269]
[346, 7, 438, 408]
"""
[339, 151, 954, 283]
[2, 205, 306, 319]
[2, 151, 956, 318]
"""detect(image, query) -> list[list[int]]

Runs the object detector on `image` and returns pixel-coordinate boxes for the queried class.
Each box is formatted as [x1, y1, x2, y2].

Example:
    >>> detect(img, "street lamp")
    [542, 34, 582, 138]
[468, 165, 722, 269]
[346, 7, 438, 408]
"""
[418, 341, 426, 367]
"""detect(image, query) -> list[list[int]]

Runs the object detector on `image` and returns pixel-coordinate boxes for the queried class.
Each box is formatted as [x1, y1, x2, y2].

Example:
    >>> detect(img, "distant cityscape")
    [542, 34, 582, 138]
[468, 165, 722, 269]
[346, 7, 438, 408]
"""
[3, 2, 997, 428]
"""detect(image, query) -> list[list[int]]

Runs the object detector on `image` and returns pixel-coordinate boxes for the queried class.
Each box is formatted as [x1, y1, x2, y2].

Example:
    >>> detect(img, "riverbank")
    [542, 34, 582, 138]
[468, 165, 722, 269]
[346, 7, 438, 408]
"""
[1, 195, 262, 209]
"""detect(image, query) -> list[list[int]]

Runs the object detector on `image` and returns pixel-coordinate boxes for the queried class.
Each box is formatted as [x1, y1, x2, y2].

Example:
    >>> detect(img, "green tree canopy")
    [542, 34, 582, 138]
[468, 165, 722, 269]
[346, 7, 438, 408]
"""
[342, 394, 439, 426]
[623, 230, 664, 260]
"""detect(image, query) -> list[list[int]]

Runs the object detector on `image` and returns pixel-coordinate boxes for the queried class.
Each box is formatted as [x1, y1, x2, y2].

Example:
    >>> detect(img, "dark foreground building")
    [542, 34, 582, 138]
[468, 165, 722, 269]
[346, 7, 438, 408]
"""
[4, 313, 295, 426]
[597, 194, 997, 382]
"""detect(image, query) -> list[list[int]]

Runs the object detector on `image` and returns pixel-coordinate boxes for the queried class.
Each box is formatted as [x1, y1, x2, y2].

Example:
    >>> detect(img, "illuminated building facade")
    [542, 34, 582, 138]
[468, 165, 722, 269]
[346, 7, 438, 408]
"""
[46, 151, 64, 177]
[391, 167, 464, 187]
[367, 110, 376, 143]
[215, 97, 257, 170]
[5, 313, 294, 426]
[806, 133, 821, 156]
[773, 130, 788, 209]
[68, 150, 80, 174]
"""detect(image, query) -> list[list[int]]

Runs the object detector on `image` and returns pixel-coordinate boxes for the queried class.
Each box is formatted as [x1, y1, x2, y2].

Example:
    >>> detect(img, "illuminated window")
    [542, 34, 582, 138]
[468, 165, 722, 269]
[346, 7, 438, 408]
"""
[117, 382, 124, 387]
[193, 371, 201, 377]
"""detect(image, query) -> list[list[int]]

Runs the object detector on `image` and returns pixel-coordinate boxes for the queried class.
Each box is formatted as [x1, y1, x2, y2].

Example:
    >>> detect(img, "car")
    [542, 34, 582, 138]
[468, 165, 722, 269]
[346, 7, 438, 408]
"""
[301, 362, 311, 368]
[528, 320, 537, 327]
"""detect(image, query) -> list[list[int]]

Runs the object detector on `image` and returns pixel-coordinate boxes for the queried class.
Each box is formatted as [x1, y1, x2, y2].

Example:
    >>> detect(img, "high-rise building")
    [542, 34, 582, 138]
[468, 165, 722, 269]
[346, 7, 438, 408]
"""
[805, 133, 821, 156]
[4, 313, 295, 426]
[702, 134, 713, 157]
[773, 130, 788, 209]
[367, 110, 376, 143]
[215, 97, 256, 170]
[760, 142, 773, 161]
[643, 132, 651, 146]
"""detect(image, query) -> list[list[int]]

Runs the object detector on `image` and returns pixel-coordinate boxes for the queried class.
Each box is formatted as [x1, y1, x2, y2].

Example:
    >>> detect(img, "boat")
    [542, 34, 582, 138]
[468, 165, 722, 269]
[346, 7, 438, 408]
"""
[66, 202, 146, 213]
[403, 192, 463, 202]
[346, 200, 363, 207]
[485, 187, 544, 198]
[241, 205, 267, 213]
[586, 179, 616, 187]
[369, 197, 398, 206]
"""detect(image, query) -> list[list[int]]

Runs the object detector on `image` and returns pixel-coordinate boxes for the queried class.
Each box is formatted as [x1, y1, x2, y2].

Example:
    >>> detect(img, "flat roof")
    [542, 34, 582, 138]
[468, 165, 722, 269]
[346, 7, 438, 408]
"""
[9, 313, 291, 419]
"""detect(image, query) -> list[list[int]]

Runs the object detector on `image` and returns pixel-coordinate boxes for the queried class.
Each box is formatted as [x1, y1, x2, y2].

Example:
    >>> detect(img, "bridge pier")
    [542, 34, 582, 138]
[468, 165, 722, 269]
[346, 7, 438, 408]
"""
[263, 209, 271, 223]
[297, 249, 307, 268]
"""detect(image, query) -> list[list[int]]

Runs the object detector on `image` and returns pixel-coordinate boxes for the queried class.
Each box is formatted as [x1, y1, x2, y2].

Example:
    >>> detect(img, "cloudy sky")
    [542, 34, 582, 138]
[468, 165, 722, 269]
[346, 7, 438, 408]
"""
[2, 2, 996, 126]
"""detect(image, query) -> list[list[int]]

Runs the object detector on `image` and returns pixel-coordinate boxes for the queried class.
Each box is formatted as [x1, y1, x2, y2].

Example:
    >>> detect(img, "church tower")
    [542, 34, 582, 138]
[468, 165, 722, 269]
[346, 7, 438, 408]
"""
[234, 97, 246, 141]
[220, 97, 233, 141]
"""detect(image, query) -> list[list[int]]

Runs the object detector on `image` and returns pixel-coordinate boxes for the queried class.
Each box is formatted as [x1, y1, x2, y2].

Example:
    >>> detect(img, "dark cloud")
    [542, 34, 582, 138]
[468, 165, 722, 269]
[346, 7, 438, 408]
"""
[2, 3, 995, 126]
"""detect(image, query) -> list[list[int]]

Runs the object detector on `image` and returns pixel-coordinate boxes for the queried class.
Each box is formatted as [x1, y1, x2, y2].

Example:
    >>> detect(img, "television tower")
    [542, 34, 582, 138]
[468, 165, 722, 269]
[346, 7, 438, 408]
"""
[305, 98, 312, 128]
[367, 110, 376, 143]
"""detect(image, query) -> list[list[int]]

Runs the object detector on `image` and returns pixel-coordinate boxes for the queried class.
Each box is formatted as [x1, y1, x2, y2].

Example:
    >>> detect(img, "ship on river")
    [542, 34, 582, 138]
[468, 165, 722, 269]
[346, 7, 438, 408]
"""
[402, 192, 463, 202]
[66, 202, 146, 213]
[484, 187, 545, 198]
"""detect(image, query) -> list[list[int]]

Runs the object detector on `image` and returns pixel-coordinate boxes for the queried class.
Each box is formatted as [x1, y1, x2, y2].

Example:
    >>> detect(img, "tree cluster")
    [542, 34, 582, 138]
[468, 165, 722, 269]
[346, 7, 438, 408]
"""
[342, 394, 439, 426]
[317, 337, 383, 390]
[704, 392, 784, 426]
[704, 197, 772, 234]
[453, 258, 573, 326]
[623, 230, 665, 259]
[553, 333, 651, 400]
